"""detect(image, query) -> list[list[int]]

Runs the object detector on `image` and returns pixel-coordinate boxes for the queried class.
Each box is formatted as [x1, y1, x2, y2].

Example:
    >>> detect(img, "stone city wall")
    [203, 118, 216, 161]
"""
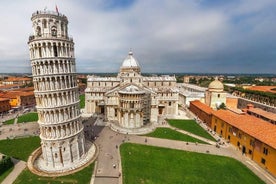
[237, 98, 276, 113]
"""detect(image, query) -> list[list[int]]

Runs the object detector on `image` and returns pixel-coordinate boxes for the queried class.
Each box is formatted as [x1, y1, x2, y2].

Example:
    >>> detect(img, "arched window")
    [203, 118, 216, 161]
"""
[42, 19, 47, 28]
[61, 22, 64, 31]
[53, 43, 58, 57]
[51, 26, 57, 36]
[36, 26, 41, 36]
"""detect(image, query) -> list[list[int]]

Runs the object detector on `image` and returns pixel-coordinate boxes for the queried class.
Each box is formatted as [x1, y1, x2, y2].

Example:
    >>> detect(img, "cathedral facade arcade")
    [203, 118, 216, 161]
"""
[85, 51, 179, 129]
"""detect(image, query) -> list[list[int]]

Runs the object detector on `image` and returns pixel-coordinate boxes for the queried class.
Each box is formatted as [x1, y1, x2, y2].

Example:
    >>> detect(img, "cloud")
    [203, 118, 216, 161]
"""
[0, 0, 275, 74]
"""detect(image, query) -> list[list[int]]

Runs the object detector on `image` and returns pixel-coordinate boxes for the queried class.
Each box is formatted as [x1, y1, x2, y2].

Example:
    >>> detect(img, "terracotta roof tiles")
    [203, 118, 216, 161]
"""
[213, 110, 276, 149]
[247, 108, 276, 122]
[190, 100, 214, 114]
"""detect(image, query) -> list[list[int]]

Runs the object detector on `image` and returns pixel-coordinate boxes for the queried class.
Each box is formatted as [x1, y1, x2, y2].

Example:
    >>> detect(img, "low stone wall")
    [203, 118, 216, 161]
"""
[27, 142, 98, 177]
[238, 98, 276, 113]
[109, 122, 156, 135]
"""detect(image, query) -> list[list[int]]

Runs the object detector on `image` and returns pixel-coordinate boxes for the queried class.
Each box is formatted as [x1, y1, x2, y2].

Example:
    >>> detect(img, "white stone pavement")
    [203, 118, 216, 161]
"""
[0, 122, 39, 140]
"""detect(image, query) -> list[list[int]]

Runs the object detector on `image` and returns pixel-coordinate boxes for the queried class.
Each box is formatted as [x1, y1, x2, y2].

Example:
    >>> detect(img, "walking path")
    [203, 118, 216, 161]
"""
[0, 122, 39, 140]
[1, 159, 26, 184]
[1, 113, 275, 184]
[91, 125, 276, 184]
[159, 123, 218, 145]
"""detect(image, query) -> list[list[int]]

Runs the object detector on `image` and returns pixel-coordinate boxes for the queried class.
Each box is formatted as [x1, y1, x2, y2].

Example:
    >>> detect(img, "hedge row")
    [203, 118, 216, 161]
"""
[0, 156, 14, 174]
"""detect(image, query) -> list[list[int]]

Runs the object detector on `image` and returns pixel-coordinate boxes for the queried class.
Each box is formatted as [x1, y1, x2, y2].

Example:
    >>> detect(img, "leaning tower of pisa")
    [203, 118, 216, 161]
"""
[27, 10, 95, 174]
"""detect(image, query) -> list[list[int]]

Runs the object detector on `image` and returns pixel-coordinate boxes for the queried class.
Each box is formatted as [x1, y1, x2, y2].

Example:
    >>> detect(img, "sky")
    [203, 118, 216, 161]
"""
[0, 0, 276, 74]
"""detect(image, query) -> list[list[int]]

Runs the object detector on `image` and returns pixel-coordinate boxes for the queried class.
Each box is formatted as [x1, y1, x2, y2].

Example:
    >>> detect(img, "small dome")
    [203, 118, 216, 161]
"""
[121, 51, 140, 68]
[208, 77, 224, 91]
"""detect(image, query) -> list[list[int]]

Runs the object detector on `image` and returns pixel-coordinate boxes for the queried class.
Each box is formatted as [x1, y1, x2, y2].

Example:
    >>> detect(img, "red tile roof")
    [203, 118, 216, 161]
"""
[0, 98, 9, 102]
[4, 77, 32, 82]
[247, 108, 276, 122]
[190, 100, 213, 114]
[247, 86, 276, 94]
[213, 110, 276, 149]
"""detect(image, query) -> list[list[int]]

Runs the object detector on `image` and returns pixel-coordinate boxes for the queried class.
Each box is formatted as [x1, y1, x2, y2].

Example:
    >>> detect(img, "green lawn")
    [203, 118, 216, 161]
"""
[0, 136, 40, 161]
[3, 112, 38, 125]
[0, 166, 14, 183]
[168, 119, 216, 141]
[17, 112, 38, 123]
[14, 163, 94, 184]
[145, 128, 208, 144]
[120, 143, 265, 184]
[2, 119, 14, 125]
[80, 94, 85, 109]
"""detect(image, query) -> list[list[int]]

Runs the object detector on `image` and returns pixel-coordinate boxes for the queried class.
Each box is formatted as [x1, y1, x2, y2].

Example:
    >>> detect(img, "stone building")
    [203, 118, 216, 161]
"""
[0, 98, 11, 114]
[28, 10, 94, 174]
[85, 51, 179, 129]
[205, 77, 227, 109]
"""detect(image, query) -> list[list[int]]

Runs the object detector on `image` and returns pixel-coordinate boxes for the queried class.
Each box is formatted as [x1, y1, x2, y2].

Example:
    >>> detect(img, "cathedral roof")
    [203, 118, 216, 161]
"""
[121, 51, 140, 68]
[119, 85, 145, 94]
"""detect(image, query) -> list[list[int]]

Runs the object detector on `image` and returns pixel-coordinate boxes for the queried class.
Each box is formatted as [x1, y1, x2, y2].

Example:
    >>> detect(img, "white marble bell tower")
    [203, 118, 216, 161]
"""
[28, 10, 89, 172]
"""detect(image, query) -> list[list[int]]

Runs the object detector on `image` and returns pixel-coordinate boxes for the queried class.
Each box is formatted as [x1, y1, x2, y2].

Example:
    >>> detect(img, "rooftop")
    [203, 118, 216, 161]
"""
[190, 100, 214, 114]
[247, 108, 276, 122]
[0, 98, 9, 102]
[213, 110, 276, 149]
[121, 51, 140, 68]
[247, 86, 276, 94]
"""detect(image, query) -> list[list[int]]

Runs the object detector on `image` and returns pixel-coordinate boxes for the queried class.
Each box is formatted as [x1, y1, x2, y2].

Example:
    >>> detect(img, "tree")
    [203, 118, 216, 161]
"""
[218, 103, 226, 110]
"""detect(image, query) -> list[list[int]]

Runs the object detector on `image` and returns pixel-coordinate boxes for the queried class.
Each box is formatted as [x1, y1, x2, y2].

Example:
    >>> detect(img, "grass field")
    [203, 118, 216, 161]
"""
[3, 112, 38, 125]
[0, 136, 40, 161]
[145, 128, 208, 144]
[120, 143, 265, 184]
[0, 166, 14, 183]
[14, 163, 94, 184]
[168, 119, 216, 141]
[80, 94, 85, 108]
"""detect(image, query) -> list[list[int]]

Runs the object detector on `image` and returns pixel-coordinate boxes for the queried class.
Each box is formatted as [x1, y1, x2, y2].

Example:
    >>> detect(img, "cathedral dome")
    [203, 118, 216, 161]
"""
[208, 77, 224, 91]
[121, 51, 140, 68]
[119, 51, 141, 74]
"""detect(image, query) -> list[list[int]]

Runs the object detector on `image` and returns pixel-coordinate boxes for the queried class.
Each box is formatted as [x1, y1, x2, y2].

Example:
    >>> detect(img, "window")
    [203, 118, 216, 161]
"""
[250, 140, 254, 146]
[249, 150, 252, 155]
[218, 94, 220, 98]
[169, 102, 171, 106]
[228, 127, 232, 133]
[227, 135, 231, 140]
[263, 147, 268, 155]
[238, 133, 242, 139]
[237, 141, 240, 147]
[36, 26, 41, 36]
[261, 158, 266, 165]
[42, 19, 47, 28]
[53, 44, 58, 57]
[51, 26, 57, 36]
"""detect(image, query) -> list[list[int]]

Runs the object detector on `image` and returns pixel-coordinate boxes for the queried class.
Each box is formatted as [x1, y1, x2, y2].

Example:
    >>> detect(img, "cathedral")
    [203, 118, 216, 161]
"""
[85, 51, 179, 129]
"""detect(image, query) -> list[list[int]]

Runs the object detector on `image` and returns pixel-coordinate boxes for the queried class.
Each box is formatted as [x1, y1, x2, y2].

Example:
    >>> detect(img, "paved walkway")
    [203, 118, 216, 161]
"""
[91, 125, 276, 184]
[92, 127, 125, 184]
[159, 123, 218, 146]
[0, 122, 39, 140]
[1, 159, 26, 184]
[1, 113, 275, 184]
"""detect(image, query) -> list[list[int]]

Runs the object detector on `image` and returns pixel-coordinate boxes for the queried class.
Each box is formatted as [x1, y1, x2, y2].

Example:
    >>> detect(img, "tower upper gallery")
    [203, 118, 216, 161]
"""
[30, 10, 69, 40]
